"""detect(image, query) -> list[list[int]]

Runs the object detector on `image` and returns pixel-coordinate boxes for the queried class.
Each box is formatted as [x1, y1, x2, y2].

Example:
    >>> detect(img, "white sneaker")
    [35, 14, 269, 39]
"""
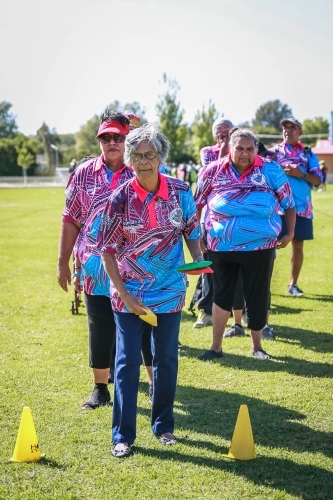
[288, 284, 304, 297]
[252, 349, 271, 360]
[193, 311, 213, 328]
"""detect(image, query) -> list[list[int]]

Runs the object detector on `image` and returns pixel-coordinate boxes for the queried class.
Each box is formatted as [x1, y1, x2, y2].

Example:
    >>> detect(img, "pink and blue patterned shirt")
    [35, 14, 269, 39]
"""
[273, 141, 323, 219]
[96, 174, 200, 313]
[200, 144, 220, 168]
[62, 155, 134, 295]
[194, 155, 295, 252]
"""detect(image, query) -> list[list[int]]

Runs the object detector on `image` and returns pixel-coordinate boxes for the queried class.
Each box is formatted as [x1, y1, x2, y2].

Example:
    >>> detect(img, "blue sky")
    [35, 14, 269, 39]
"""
[1, 0, 332, 135]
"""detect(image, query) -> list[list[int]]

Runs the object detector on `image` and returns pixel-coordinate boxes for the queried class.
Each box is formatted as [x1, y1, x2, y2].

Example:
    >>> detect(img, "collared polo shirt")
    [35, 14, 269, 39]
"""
[194, 155, 295, 252]
[273, 142, 323, 218]
[62, 155, 134, 295]
[97, 174, 200, 313]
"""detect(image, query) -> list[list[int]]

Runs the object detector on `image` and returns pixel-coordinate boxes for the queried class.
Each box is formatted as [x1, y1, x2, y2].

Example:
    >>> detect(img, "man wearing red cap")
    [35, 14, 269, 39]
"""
[57, 109, 135, 409]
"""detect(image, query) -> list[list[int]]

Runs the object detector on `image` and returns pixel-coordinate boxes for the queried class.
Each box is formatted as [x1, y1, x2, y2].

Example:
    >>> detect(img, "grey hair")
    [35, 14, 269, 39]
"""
[124, 123, 170, 165]
[229, 128, 260, 149]
[124, 123, 170, 164]
[212, 118, 233, 138]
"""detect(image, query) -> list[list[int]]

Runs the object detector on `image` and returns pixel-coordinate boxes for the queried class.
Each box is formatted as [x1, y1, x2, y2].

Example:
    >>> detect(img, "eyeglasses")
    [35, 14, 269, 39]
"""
[282, 125, 297, 131]
[131, 152, 157, 162]
[98, 133, 126, 144]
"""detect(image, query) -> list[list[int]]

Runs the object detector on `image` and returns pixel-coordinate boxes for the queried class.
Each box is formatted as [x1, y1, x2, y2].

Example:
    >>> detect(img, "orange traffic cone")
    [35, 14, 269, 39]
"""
[223, 405, 256, 460]
[9, 407, 43, 462]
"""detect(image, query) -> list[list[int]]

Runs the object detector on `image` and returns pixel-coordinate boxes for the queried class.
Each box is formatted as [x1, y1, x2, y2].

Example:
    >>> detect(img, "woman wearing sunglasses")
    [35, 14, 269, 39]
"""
[58, 110, 136, 410]
[97, 124, 203, 458]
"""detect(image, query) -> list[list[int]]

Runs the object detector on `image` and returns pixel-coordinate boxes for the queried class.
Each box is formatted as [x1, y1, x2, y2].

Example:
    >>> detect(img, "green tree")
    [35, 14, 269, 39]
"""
[253, 100, 292, 130]
[75, 115, 101, 160]
[0, 134, 40, 176]
[58, 133, 76, 167]
[301, 116, 329, 146]
[17, 146, 35, 183]
[0, 101, 18, 138]
[191, 101, 219, 163]
[155, 74, 189, 163]
[36, 123, 60, 175]
[105, 100, 147, 123]
[251, 124, 281, 146]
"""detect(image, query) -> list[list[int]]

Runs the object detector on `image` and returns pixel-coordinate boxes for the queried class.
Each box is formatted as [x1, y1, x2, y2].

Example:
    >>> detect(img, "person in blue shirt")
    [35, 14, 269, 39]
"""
[195, 128, 296, 361]
[274, 117, 323, 296]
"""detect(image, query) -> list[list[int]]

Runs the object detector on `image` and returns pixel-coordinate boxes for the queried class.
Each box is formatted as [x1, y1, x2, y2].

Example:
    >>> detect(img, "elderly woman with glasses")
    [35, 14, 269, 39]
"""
[195, 128, 296, 362]
[97, 124, 202, 458]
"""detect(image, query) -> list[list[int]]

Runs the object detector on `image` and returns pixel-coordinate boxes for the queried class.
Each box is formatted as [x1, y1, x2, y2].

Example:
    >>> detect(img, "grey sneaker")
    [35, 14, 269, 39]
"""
[261, 325, 274, 340]
[198, 350, 223, 361]
[193, 311, 213, 328]
[288, 284, 304, 297]
[252, 349, 271, 360]
[223, 324, 245, 338]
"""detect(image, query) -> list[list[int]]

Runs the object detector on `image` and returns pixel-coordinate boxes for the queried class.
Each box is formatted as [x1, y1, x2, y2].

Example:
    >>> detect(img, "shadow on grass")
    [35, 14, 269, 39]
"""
[270, 303, 310, 315]
[134, 446, 332, 500]
[178, 345, 332, 378]
[138, 385, 333, 458]
[273, 325, 332, 353]
[274, 293, 333, 304]
[137, 384, 333, 499]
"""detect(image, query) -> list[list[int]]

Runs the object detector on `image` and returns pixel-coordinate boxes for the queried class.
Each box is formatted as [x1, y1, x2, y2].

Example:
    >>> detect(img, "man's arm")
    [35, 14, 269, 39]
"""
[282, 164, 322, 186]
[57, 221, 81, 291]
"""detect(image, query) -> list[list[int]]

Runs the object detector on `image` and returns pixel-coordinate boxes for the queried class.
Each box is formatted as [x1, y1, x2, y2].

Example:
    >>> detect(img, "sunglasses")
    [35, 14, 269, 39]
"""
[98, 133, 126, 144]
[131, 152, 157, 162]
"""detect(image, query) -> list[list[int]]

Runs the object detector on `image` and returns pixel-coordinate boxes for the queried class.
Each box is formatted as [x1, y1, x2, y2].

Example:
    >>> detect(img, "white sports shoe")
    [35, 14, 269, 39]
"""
[193, 311, 213, 328]
[288, 284, 304, 297]
[252, 349, 271, 360]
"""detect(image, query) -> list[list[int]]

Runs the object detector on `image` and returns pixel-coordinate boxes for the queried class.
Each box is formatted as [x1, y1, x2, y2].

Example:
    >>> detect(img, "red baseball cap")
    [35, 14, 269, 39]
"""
[96, 120, 130, 139]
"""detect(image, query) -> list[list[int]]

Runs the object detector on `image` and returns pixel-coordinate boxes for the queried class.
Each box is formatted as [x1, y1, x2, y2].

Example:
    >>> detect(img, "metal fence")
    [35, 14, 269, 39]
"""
[0, 172, 70, 187]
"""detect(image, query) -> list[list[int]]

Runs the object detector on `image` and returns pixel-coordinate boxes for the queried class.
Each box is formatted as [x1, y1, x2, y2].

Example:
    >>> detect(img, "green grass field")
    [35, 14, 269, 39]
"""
[0, 187, 332, 500]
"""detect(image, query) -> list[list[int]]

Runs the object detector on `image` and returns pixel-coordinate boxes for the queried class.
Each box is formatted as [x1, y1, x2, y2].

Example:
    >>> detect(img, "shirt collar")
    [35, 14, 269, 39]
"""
[131, 173, 169, 202]
[222, 153, 263, 174]
[212, 143, 220, 152]
[283, 140, 304, 152]
[93, 154, 128, 176]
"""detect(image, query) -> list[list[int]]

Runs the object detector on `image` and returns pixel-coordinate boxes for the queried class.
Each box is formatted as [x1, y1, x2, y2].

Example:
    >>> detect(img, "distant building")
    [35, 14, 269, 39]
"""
[312, 140, 333, 183]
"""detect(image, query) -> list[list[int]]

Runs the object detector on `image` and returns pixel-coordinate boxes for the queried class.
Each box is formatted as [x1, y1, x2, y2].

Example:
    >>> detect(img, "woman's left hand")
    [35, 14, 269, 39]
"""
[199, 237, 207, 253]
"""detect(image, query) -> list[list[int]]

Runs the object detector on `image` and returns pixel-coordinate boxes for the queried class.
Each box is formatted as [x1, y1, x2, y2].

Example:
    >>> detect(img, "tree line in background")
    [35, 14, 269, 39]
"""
[0, 74, 330, 176]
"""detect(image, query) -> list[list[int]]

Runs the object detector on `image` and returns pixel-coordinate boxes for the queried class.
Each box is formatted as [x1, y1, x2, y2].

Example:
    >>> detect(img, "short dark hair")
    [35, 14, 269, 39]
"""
[99, 108, 130, 127]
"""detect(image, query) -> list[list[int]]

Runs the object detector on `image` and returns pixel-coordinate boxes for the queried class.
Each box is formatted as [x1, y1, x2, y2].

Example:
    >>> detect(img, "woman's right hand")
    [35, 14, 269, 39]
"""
[120, 292, 146, 315]
[73, 275, 82, 293]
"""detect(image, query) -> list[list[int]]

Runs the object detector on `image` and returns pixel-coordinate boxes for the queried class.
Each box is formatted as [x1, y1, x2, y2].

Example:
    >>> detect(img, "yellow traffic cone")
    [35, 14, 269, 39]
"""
[9, 407, 43, 463]
[223, 404, 256, 460]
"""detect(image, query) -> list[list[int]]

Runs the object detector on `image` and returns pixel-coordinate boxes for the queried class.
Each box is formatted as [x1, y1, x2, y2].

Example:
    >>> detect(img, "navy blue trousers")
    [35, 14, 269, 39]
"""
[112, 311, 181, 445]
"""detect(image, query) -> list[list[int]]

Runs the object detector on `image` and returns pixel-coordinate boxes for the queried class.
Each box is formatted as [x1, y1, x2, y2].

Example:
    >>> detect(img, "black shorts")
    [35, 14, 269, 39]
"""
[84, 293, 116, 369]
[280, 214, 313, 241]
[209, 248, 275, 331]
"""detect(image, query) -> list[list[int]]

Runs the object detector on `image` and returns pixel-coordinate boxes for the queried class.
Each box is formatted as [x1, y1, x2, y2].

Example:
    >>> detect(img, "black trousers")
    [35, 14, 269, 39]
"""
[209, 249, 275, 331]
